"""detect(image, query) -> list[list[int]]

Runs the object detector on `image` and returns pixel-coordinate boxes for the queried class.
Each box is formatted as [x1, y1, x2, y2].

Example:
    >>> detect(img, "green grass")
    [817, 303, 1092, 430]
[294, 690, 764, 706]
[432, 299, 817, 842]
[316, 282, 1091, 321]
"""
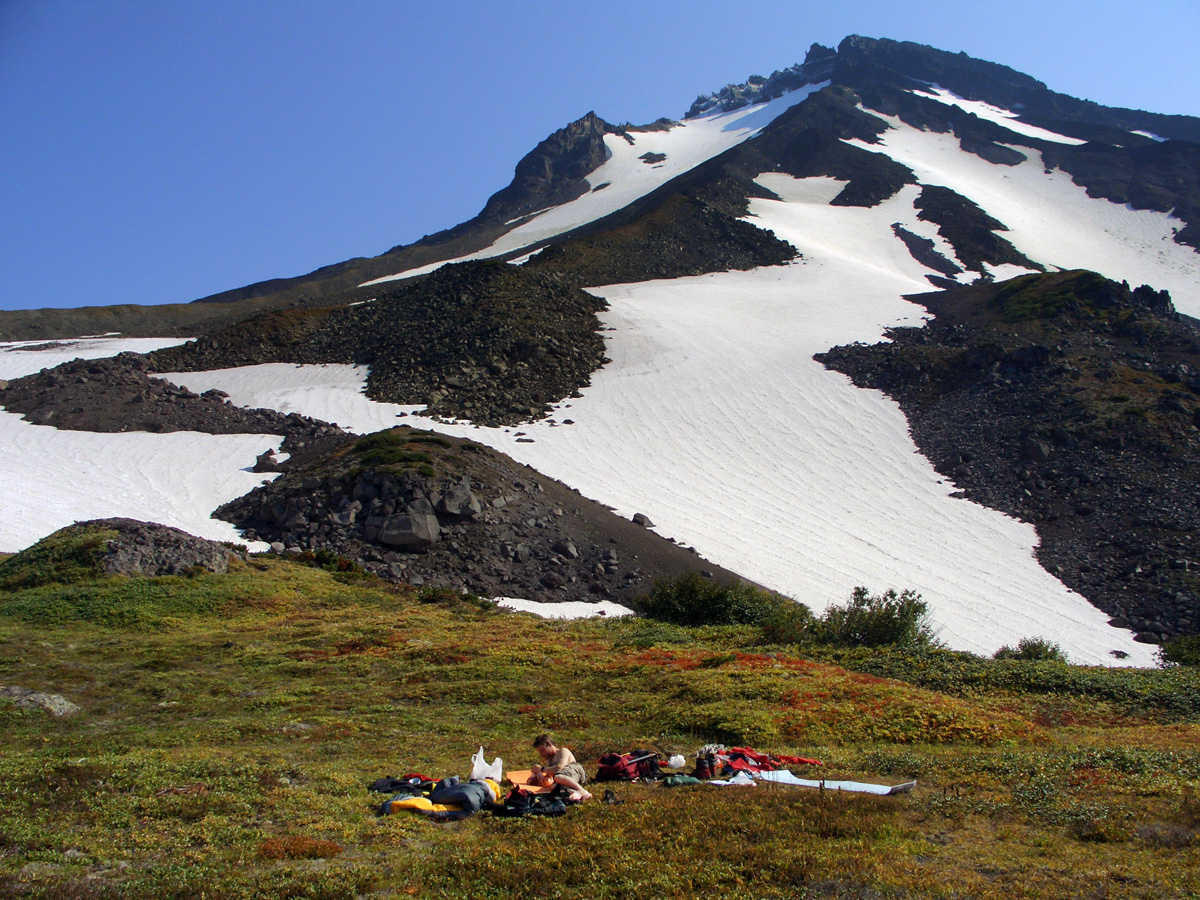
[1, 559, 1198, 898]
[0, 523, 118, 591]
[351, 429, 436, 469]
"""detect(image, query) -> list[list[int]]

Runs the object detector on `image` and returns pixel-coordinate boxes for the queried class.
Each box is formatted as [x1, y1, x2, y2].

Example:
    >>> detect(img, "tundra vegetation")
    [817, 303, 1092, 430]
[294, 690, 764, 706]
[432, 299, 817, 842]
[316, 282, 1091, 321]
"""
[0, 542, 1198, 899]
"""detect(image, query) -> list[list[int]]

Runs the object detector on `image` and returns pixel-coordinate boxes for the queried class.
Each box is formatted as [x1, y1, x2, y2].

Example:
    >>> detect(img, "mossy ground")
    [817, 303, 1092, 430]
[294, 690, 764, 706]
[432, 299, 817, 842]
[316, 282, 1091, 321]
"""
[1, 558, 1198, 898]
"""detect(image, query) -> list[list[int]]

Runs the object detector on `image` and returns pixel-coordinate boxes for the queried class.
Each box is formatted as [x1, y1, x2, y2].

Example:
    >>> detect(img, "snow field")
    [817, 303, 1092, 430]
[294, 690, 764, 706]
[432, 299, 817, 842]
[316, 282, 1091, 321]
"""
[0, 337, 279, 553]
[361, 83, 829, 287]
[0, 336, 187, 380]
[0, 409, 279, 553]
[845, 114, 1200, 315]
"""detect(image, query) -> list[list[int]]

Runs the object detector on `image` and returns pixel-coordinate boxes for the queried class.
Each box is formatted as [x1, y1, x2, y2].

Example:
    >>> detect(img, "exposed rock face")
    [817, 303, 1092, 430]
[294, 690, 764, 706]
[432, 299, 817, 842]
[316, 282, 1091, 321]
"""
[478, 111, 614, 224]
[216, 427, 745, 605]
[83, 518, 246, 576]
[912, 185, 1042, 274]
[0, 686, 80, 716]
[818, 271, 1200, 644]
[522, 194, 798, 286]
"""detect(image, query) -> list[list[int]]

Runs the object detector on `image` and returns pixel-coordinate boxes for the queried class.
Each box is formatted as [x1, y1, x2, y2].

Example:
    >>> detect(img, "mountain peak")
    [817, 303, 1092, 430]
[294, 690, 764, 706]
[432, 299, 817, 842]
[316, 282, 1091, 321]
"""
[475, 110, 615, 224]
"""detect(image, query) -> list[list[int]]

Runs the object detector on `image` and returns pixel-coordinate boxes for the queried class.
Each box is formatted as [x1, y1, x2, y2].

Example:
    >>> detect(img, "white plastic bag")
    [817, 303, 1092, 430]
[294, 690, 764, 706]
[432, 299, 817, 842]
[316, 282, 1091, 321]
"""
[668, 754, 686, 769]
[470, 746, 503, 782]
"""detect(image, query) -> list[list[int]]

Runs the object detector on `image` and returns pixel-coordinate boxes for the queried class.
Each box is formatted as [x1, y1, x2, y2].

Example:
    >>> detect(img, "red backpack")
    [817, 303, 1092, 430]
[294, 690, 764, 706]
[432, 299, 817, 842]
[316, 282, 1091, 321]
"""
[595, 750, 661, 781]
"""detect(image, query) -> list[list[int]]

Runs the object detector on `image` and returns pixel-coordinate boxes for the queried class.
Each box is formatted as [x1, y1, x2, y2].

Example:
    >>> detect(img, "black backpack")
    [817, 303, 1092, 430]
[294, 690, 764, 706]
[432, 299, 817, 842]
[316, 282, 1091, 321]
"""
[489, 786, 568, 818]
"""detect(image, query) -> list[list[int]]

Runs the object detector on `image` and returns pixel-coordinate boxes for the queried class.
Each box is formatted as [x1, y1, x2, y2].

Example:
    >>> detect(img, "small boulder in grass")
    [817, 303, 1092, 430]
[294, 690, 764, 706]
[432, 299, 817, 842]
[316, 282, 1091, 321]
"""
[0, 686, 80, 716]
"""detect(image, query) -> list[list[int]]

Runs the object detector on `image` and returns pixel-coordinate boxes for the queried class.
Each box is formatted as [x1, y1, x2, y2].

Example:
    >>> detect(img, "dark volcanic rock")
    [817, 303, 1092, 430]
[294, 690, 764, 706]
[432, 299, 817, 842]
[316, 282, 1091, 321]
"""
[522, 194, 798, 286]
[216, 426, 745, 606]
[891, 223, 962, 277]
[148, 261, 608, 427]
[478, 111, 614, 224]
[913, 185, 1042, 274]
[817, 270, 1200, 643]
[85, 517, 246, 576]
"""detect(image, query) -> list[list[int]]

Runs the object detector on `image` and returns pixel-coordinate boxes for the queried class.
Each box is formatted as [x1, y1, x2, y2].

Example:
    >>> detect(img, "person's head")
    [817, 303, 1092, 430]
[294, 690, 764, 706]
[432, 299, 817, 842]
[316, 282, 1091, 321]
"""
[533, 734, 557, 759]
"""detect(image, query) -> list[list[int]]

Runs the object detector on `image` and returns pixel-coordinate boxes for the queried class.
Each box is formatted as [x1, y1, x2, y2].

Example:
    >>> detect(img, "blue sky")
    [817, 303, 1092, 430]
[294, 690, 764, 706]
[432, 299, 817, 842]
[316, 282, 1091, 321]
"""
[2, 0, 1198, 312]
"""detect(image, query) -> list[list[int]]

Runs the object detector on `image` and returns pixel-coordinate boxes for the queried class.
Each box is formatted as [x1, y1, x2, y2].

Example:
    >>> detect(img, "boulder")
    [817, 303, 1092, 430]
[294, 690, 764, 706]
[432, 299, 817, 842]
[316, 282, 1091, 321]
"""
[1, 686, 80, 716]
[86, 518, 241, 576]
[632, 513, 654, 527]
[1022, 436, 1052, 462]
[252, 449, 280, 473]
[378, 514, 440, 548]
[553, 538, 579, 559]
[406, 497, 436, 516]
[438, 480, 482, 517]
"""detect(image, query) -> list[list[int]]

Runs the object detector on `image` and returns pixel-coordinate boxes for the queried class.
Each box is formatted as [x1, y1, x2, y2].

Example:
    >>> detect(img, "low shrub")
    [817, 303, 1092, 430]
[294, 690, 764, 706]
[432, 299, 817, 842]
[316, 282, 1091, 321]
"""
[765, 587, 940, 651]
[1160, 634, 1200, 668]
[818, 646, 1200, 720]
[994, 637, 1069, 663]
[351, 429, 434, 468]
[0, 525, 116, 590]
[815, 588, 940, 649]
[258, 835, 343, 860]
[669, 701, 779, 745]
[640, 572, 789, 627]
[416, 585, 497, 612]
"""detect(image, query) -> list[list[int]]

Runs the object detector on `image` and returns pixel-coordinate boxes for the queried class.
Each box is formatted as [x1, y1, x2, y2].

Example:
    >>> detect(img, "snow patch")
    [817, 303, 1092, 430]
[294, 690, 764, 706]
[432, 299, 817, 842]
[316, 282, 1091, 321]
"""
[496, 598, 634, 619]
[912, 85, 1088, 145]
[845, 115, 1200, 315]
[158, 363, 423, 432]
[0, 337, 188, 380]
[0, 411, 279, 553]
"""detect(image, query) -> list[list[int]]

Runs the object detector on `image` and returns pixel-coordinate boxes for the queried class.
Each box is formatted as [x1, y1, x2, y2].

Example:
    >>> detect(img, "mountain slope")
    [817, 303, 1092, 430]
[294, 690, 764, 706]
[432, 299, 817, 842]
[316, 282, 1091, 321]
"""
[3, 35, 1200, 665]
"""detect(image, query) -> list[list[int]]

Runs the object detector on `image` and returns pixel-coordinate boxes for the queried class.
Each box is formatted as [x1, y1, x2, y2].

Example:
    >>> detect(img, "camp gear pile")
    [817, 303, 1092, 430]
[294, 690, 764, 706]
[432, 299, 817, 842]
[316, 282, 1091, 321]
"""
[371, 743, 915, 821]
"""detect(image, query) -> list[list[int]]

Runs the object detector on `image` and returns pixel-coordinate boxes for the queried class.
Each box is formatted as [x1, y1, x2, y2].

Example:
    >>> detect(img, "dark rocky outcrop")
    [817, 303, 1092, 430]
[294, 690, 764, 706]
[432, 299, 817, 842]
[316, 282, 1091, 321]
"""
[216, 426, 745, 605]
[522, 194, 797, 286]
[818, 270, 1200, 644]
[147, 261, 608, 426]
[686, 42, 838, 117]
[86, 518, 247, 576]
[913, 185, 1042, 274]
[477, 112, 614, 224]
[891, 224, 963, 278]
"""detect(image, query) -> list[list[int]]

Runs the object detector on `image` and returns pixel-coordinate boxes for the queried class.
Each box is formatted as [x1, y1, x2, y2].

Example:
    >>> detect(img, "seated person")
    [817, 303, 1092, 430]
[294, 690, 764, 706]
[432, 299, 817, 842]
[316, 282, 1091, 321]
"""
[530, 733, 592, 801]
